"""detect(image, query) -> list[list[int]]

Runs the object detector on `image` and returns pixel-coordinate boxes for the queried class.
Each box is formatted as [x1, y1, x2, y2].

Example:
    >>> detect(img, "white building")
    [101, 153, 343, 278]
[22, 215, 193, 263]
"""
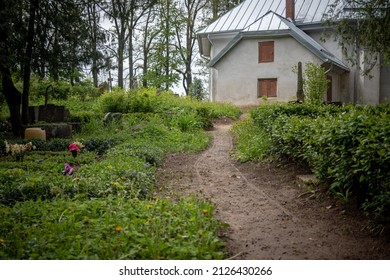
[197, 0, 390, 106]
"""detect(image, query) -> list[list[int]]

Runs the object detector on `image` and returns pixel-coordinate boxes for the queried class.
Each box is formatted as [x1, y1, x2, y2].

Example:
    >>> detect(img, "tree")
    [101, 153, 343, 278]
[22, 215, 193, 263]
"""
[85, 0, 108, 87]
[324, 0, 390, 73]
[0, 0, 35, 135]
[101, 0, 156, 89]
[173, 0, 208, 95]
[101, 0, 131, 89]
[1, 0, 96, 135]
[139, 5, 161, 88]
[141, 0, 180, 90]
[209, 0, 244, 20]
[127, 0, 157, 89]
[188, 77, 206, 100]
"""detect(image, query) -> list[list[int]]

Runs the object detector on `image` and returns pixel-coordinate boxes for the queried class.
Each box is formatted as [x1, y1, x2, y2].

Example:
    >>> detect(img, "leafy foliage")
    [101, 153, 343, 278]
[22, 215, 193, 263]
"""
[188, 78, 207, 101]
[303, 63, 329, 105]
[231, 118, 271, 163]
[0, 197, 224, 259]
[0, 89, 239, 259]
[233, 103, 390, 220]
[323, 0, 390, 71]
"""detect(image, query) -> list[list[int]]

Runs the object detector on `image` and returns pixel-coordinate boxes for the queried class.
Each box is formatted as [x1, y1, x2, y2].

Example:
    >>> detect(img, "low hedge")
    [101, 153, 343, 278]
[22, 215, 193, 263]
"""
[251, 103, 390, 219]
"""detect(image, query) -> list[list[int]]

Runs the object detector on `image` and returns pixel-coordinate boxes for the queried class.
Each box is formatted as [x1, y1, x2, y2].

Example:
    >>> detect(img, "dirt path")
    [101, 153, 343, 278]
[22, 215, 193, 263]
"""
[157, 119, 390, 259]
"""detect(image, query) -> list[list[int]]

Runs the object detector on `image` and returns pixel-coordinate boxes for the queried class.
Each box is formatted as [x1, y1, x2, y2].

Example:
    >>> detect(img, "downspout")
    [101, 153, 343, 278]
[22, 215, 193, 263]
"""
[201, 34, 213, 101]
[353, 22, 360, 105]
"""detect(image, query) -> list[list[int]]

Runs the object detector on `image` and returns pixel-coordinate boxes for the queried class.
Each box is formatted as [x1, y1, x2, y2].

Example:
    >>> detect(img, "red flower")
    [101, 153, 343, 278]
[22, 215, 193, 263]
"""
[68, 143, 80, 152]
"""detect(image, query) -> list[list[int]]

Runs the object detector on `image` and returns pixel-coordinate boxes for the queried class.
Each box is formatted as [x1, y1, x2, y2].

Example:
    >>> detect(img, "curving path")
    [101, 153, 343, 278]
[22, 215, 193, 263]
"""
[157, 120, 390, 259]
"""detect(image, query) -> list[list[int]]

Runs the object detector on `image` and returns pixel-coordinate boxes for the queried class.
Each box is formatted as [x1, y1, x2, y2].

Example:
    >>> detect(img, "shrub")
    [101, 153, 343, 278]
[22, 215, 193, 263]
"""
[83, 138, 117, 155]
[97, 89, 130, 113]
[303, 62, 329, 105]
[247, 103, 390, 219]
[173, 112, 201, 132]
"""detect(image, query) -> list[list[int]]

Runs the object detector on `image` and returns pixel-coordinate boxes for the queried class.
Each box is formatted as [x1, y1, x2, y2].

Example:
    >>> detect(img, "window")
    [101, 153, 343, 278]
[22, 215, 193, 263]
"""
[258, 41, 274, 63]
[258, 79, 277, 98]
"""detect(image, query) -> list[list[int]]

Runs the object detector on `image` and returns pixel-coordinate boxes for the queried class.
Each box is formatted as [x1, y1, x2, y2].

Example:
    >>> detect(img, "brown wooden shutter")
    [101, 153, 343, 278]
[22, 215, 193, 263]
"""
[258, 41, 274, 63]
[258, 79, 277, 97]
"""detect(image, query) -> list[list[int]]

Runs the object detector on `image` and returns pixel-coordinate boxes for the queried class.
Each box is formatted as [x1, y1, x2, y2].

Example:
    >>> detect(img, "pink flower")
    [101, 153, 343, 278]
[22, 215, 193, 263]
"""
[68, 143, 80, 152]
[63, 163, 74, 175]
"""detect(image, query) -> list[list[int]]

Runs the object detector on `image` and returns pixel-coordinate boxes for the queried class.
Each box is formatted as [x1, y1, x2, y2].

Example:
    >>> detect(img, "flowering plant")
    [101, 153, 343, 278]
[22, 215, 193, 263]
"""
[68, 141, 84, 152]
[63, 163, 74, 176]
[4, 140, 36, 162]
[68, 141, 84, 157]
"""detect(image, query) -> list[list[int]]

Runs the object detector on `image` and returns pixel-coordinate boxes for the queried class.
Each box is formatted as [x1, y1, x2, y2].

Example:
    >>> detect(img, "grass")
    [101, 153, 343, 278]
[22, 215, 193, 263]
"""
[231, 117, 271, 163]
[0, 89, 239, 259]
[0, 196, 224, 259]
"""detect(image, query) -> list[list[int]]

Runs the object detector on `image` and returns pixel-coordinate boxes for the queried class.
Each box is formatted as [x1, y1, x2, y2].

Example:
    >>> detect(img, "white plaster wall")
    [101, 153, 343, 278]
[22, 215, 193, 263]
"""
[209, 33, 237, 58]
[212, 36, 323, 105]
[307, 31, 344, 61]
[357, 51, 381, 105]
[309, 30, 384, 105]
[309, 30, 354, 103]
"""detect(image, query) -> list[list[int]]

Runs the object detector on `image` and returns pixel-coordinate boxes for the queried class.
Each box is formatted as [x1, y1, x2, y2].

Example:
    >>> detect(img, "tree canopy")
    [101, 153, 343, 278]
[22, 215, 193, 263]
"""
[324, 0, 390, 73]
[0, 0, 249, 136]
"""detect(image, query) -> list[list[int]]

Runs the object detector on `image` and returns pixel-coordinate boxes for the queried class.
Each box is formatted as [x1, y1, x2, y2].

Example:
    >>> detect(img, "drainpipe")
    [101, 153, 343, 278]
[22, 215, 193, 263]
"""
[353, 22, 360, 105]
[206, 34, 213, 101]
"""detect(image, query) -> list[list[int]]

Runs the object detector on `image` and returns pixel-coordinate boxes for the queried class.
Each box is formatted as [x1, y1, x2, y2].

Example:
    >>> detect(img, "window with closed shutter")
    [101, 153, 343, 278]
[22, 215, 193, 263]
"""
[258, 79, 277, 98]
[258, 41, 274, 63]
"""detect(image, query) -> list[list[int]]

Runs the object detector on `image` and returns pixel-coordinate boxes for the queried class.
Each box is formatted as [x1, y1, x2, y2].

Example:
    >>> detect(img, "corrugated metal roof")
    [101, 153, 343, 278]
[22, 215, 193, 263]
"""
[198, 0, 336, 35]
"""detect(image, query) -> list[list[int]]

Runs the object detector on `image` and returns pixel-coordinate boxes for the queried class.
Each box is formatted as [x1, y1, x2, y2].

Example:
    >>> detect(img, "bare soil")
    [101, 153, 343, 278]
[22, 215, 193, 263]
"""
[156, 118, 390, 260]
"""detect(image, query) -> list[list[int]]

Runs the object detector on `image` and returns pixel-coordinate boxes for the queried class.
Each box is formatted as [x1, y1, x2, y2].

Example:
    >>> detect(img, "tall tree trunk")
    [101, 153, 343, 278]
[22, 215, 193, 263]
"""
[22, 0, 38, 125]
[1, 67, 22, 137]
[128, 27, 135, 89]
[164, 0, 170, 90]
[90, 2, 99, 87]
[118, 42, 124, 88]
[51, 29, 60, 82]
[212, 0, 218, 19]
[185, 6, 192, 94]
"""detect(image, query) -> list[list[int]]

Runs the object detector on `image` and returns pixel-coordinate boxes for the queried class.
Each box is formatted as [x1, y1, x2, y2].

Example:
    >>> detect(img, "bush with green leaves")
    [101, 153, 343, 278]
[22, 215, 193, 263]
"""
[303, 62, 329, 105]
[96, 89, 130, 113]
[94, 88, 239, 124]
[239, 103, 390, 220]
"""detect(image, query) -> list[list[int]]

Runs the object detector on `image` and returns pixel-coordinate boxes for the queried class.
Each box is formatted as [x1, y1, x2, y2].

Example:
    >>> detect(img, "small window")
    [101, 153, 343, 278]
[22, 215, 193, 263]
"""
[258, 79, 277, 98]
[258, 41, 274, 63]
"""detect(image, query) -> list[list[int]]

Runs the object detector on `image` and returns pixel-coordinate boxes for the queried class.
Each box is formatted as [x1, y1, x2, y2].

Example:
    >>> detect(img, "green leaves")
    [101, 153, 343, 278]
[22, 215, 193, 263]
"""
[0, 196, 225, 259]
[246, 103, 390, 219]
[303, 63, 329, 106]
[0, 89, 237, 259]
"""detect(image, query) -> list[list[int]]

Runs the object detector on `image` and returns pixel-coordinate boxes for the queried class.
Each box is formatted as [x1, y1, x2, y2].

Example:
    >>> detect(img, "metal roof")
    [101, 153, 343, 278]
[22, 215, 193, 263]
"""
[207, 11, 349, 71]
[198, 0, 336, 35]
